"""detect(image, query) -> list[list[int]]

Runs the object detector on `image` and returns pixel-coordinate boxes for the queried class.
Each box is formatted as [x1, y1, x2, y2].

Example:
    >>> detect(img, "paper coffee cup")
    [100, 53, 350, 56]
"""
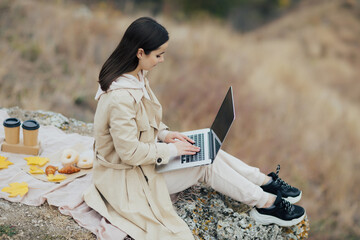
[3, 118, 21, 144]
[22, 120, 40, 146]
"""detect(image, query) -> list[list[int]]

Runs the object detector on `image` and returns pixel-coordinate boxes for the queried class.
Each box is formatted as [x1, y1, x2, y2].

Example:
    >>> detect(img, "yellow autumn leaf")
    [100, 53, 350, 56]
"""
[1, 182, 29, 197]
[28, 165, 45, 174]
[0, 156, 13, 169]
[47, 174, 67, 182]
[24, 156, 49, 167]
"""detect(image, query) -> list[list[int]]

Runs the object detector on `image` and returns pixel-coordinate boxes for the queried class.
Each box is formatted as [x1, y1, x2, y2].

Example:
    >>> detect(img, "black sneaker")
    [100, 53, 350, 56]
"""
[249, 191, 306, 227]
[261, 165, 302, 204]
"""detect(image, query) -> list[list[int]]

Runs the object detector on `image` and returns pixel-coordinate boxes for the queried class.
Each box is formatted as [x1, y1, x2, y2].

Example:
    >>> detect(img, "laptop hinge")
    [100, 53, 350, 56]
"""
[208, 131, 214, 160]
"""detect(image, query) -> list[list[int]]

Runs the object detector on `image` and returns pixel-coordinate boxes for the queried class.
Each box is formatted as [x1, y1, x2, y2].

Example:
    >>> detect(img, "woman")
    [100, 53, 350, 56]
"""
[84, 17, 305, 240]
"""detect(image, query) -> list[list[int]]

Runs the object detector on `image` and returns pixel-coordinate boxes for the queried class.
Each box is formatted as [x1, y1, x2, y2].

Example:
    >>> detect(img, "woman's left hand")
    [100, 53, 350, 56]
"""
[164, 131, 195, 144]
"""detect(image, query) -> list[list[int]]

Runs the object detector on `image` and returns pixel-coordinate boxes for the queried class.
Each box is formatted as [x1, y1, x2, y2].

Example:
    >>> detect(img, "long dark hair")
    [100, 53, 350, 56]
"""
[98, 17, 169, 91]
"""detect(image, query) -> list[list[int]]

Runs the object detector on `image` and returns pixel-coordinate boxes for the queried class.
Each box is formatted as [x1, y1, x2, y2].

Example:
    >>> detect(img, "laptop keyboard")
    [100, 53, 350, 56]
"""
[181, 133, 205, 164]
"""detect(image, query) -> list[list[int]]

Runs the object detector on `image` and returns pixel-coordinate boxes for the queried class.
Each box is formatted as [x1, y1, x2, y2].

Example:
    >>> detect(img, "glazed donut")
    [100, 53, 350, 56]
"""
[77, 150, 94, 169]
[60, 149, 79, 166]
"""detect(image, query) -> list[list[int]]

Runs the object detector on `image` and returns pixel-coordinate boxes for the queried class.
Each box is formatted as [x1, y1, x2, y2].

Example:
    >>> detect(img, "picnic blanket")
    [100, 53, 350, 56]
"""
[0, 109, 128, 239]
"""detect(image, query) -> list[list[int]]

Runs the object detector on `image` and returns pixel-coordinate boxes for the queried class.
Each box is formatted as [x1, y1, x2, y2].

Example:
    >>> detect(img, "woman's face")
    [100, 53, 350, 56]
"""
[138, 41, 168, 71]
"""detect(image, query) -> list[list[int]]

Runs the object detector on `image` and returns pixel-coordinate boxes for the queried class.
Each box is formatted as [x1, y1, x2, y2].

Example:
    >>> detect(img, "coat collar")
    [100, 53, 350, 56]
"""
[95, 70, 150, 101]
[127, 89, 144, 103]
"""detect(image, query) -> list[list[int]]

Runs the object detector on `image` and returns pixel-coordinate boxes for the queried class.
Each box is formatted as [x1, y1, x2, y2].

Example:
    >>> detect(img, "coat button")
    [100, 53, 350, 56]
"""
[157, 158, 162, 164]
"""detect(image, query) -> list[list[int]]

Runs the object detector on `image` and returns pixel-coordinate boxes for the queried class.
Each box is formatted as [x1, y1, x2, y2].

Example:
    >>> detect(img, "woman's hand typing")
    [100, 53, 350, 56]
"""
[164, 131, 200, 156]
[173, 140, 200, 156]
[163, 131, 194, 144]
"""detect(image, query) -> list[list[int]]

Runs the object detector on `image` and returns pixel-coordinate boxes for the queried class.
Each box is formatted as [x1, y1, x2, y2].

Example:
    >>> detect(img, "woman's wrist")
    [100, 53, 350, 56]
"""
[167, 143, 178, 157]
[158, 129, 170, 142]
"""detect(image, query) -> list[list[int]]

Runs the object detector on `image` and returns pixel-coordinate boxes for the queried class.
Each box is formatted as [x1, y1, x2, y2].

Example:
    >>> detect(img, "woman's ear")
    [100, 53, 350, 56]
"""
[137, 48, 145, 59]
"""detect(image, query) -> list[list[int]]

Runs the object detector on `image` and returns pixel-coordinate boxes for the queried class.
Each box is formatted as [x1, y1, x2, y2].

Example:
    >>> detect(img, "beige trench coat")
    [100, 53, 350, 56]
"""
[84, 81, 194, 240]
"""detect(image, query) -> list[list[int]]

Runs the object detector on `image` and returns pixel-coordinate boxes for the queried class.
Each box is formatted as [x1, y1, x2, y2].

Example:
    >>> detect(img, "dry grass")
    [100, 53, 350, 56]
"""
[1, 0, 360, 238]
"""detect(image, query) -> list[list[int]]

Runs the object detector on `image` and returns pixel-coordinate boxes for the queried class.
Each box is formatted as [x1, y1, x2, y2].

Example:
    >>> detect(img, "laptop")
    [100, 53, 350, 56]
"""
[156, 86, 235, 173]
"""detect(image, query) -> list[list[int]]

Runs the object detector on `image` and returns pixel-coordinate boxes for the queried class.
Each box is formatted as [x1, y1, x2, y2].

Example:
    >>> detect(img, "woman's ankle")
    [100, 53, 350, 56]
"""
[262, 194, 276, 208]
[261, 176, 272, 186]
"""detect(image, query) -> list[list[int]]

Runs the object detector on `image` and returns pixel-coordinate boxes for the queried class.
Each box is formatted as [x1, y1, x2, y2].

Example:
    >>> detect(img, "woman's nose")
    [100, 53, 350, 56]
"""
[159, 56, 164, 63]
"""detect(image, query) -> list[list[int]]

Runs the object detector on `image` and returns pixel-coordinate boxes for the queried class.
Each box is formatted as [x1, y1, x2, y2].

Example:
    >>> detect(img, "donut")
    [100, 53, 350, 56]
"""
[77, 150, 94, 169]
[60, 149, 79, 166]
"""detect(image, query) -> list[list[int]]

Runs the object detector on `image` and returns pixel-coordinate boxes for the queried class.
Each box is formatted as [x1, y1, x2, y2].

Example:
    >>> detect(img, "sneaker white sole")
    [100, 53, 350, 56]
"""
[283, 191, 302, 204]
[249, 208, 306, 227]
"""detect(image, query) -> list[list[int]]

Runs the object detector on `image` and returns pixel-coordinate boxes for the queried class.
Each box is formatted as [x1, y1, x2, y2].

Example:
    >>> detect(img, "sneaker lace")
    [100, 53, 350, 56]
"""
[274, 164, 291, 189]
[279, 199, 293, 213]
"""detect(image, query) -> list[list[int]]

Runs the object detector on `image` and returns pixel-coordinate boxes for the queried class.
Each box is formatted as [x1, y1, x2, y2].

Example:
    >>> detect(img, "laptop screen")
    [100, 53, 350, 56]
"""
[210, 87, 235, 145]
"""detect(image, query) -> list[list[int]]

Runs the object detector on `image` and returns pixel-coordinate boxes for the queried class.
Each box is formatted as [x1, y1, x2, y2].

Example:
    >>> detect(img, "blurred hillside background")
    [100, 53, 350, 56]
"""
[1, 0, 360, 238]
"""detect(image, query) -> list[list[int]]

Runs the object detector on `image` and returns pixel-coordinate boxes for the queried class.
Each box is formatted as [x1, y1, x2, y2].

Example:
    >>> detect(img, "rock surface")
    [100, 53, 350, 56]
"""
[173, 185, 309, 239]
[0, 107, 309, 239]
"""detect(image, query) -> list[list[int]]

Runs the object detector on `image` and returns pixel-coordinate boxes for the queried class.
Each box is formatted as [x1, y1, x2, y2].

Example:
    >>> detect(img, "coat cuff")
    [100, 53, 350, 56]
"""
[167, 143, 178, 158]
[155, 142, 170, 165]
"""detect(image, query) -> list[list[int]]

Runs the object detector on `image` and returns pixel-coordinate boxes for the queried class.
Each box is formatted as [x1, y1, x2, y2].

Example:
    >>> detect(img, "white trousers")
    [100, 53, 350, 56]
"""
[162, 150, 270, 208]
